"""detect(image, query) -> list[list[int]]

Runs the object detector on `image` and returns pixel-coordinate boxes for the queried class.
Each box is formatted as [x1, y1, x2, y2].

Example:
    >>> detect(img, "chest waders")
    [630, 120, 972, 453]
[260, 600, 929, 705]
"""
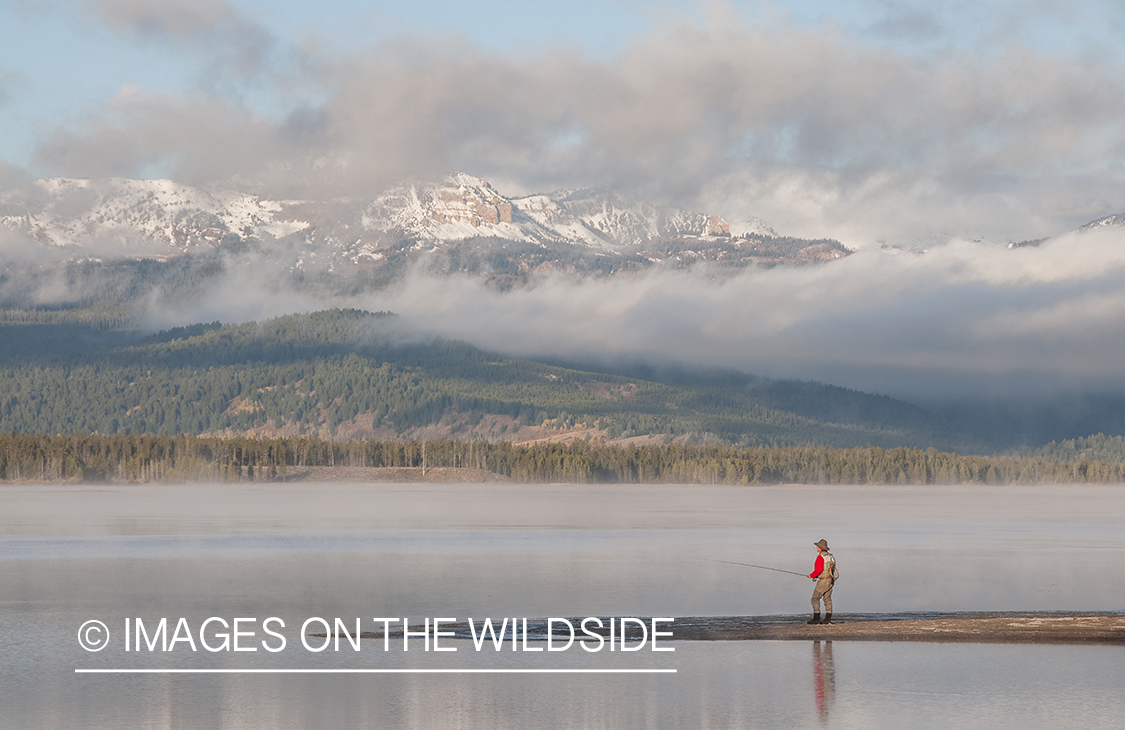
[809, 552, 839, 625]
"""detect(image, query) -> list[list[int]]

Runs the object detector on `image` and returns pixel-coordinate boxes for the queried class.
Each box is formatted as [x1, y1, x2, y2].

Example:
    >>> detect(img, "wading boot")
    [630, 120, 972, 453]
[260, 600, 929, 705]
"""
[822, 613, 832, 625]
[807, 612, 821, 625]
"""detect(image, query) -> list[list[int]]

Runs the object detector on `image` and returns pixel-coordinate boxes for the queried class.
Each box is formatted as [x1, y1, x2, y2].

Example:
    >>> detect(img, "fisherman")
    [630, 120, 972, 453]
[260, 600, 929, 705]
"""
[807, 539, 838, 624]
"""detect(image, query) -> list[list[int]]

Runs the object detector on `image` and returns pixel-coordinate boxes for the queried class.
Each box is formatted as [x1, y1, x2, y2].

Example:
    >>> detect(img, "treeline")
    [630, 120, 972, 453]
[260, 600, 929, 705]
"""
[0, 305, 134, 329]
[3, 433, 1123, 485]
[1018, 433, 1125, 463]
[638, 235, 851, 266]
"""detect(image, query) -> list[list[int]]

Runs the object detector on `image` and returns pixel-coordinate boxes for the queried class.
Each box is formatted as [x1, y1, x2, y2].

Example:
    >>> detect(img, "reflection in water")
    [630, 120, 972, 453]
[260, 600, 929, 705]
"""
[812, 641, 836, 723]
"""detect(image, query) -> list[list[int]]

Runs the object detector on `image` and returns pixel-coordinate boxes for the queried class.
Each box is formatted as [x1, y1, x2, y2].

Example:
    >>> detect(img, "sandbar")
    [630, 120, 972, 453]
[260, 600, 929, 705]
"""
[669, 612, 1125, 644]
[318, 612, 1125, 646]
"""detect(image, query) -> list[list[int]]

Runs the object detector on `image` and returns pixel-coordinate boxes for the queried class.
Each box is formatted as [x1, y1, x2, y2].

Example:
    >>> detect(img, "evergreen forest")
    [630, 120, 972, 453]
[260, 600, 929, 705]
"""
[0, 307, 958, 448]
[2, 305, 1125, 484]
[4, 433, 1123, 485]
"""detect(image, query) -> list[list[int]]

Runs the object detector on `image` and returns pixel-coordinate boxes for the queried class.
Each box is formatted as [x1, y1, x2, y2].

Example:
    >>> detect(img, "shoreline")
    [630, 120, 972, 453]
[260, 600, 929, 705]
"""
[314, 612, 1125, 646]
[0, 466, 513, 485]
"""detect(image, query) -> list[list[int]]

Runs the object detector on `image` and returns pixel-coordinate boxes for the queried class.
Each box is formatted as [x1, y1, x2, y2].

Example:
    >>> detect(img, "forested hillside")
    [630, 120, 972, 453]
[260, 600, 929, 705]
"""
[0, 307, 962, 449]
[2, 306, 1124, 455]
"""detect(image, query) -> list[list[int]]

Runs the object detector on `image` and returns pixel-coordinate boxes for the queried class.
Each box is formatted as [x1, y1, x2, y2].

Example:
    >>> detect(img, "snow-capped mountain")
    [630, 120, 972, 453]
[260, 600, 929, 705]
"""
[0, 172, 841, 277]
[0, 172, 750, 253]
[1077, 212, 1125, 232]
[512, 187, 735, 247]
[332, 173, 753, 254]
[0, 177, 309, 256]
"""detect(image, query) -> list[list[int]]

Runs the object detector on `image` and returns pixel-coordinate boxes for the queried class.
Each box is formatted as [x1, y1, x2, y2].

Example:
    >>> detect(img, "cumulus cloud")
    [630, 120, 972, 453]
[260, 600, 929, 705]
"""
[0, 67, 16, 107]
[34, 87, 298, 187]
[0, 160, 29, 191]
[32, 11, 1125, 243]
[95, 0, 234, 36]
[81, 0, 320, 98]
[864, 3, 946, 44]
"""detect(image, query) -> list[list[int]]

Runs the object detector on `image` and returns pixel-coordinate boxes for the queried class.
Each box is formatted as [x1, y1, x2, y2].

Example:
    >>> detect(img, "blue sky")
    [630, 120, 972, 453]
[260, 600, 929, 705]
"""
[3, 0, 1125, 244]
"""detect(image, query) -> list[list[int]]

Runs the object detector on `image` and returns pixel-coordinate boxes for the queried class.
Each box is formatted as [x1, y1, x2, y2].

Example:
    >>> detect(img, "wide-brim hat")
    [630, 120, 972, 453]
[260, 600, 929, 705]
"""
[814, 539, 829, 550]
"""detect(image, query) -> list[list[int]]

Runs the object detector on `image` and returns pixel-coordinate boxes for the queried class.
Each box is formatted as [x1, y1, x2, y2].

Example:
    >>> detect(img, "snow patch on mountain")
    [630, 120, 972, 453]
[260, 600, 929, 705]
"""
[727, 217, 777, 238]
[0, 177, 311, 255]
[1077, 213, 1125, 232]
[509, 193, 609, 247]
[0, 172, 761, 265]
[511, 187, 736, 249]
[362, 173, 556, 246]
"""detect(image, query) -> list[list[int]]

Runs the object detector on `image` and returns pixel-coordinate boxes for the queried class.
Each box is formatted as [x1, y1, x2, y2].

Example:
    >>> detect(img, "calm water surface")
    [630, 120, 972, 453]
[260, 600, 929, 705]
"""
[1, 483, 1122, 728]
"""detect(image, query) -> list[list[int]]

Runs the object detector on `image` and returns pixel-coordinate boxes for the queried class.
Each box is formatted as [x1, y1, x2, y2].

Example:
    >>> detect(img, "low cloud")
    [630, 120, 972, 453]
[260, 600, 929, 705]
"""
[111, 224, 1125, 400]
[339, 227, 1125, 398]
[697, 164, 1125, 248]
[0, 229, 53, 267]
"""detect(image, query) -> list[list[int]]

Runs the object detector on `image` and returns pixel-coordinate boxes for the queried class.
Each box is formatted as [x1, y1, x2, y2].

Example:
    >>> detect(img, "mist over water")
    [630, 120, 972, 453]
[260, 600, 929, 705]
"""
[3, 483, 1124, 616]
[3, 483, 1124, 728]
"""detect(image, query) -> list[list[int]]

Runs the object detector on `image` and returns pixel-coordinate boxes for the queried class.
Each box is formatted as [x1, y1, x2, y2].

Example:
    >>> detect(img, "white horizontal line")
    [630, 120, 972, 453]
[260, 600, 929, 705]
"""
[75, 668, 677, 674]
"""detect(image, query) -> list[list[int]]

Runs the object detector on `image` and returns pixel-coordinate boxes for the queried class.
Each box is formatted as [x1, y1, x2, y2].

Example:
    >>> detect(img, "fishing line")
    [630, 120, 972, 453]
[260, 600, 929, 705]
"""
[700, 558, 807, 577]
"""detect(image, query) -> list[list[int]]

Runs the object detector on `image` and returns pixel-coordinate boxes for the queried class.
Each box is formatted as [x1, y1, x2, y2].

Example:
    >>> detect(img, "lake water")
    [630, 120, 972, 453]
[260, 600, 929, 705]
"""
[2, 483, 1123, 728]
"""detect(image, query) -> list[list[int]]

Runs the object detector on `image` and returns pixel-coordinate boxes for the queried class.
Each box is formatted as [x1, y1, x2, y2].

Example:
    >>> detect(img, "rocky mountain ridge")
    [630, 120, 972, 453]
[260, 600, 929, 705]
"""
[0, 173, 855, 287]
[0, 172, 772, 253]
[4, 174, 1123, 271]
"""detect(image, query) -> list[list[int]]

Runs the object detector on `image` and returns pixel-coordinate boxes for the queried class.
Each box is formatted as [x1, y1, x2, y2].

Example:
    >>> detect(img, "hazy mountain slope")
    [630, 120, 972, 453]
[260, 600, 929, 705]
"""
[3, 307, 1125, 453]
[0, 308, 961, 449]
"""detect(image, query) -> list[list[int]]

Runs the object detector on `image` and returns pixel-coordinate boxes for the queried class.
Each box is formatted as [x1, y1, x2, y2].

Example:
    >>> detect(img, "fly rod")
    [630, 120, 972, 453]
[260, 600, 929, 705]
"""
[701, 558, 807, 577]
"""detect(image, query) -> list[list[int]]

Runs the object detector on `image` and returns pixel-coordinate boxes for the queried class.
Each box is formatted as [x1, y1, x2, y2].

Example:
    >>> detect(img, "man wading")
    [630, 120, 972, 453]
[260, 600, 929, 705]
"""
[807, 539, 838, 624]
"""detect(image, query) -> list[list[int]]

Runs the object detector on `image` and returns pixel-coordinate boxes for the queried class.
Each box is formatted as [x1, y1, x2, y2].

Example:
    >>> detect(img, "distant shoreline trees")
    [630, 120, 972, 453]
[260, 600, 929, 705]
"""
[2, 433, 1122, 485]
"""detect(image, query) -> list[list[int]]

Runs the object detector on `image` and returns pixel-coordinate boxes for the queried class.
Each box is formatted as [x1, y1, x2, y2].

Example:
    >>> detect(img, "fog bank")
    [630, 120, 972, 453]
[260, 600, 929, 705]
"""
[119, 225, 1125, 400]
